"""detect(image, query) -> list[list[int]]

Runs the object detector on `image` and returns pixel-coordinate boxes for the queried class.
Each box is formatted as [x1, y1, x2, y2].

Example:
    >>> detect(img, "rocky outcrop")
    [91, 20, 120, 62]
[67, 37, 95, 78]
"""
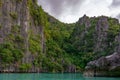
[115, 33, 120, 53]
[84, 22, 120, 77]
[84, 52, 120, 77]
[94, 17, 109, 53]
[0, 0, 45, 72]
[70, 15, 120, 71]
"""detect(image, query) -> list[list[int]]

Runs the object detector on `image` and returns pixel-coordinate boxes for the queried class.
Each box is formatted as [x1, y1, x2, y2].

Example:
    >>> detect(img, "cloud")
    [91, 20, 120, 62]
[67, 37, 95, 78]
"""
[38, 0, 120, 23]
[110, 0, 120, 8]
[38, 0, 86, 16]
[109, 0, 120, 22]
[116, 14, 120, 21]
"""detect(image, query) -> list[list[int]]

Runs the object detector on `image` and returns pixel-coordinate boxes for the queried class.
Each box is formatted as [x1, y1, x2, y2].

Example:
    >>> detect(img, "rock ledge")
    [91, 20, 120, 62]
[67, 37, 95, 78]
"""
[84, 52, 120, 77]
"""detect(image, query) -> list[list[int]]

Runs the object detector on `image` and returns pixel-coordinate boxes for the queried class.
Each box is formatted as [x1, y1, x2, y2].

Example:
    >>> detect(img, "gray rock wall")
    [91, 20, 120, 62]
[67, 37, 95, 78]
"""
[0, 0, 45, 72]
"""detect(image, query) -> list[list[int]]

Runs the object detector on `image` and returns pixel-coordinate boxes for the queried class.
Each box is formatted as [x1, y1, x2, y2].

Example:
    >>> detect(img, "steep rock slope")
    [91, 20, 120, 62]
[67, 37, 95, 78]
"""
[0, 0, 46, 72]
[0, 0, 75, 72]
[69, 15, 120, 76]
[84, 52, 120, 77]
[84, 33, 120, 77]
[68, 15, 120, 69]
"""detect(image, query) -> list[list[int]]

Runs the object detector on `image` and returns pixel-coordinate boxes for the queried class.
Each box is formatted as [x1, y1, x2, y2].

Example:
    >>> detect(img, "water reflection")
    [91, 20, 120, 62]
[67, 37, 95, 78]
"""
[0, 73, 120, 80]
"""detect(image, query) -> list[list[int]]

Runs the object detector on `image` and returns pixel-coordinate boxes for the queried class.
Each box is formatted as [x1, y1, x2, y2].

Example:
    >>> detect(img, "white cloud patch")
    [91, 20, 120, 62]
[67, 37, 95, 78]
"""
[38, 0, 120, 23]
[110, 0, 120, 7]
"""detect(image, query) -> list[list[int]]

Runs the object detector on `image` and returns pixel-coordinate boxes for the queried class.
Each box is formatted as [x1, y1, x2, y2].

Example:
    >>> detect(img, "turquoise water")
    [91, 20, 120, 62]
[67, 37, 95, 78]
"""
[0, 73, 120, 80]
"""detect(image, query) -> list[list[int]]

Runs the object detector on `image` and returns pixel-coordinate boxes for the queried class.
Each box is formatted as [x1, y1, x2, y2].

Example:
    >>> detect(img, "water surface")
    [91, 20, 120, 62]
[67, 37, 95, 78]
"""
[0, 73, 120, 80]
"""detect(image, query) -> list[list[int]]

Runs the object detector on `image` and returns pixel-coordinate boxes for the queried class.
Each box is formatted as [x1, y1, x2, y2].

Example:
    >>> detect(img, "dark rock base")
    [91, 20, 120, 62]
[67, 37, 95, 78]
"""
[84, 70, 120, 77]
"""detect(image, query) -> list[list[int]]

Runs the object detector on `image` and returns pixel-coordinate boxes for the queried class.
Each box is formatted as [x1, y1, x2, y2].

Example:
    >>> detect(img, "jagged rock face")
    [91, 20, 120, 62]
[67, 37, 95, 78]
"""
[0, 0, 29, 36]
[0, 0, 29, 61]
[115, 33, 120, 53]
[84, 53, 120, 77]
[0, 0, 45, 72]
[94, 17, 109, 53]
[78, 15, 91, 28]
[80, 16, 120, 77]
[71, 16, 120, 56]
[69, 15, 120, 70]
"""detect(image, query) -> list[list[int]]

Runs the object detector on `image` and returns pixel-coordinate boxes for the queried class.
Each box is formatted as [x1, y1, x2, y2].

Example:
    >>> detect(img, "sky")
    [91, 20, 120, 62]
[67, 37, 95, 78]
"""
[38, 0, 120, 23]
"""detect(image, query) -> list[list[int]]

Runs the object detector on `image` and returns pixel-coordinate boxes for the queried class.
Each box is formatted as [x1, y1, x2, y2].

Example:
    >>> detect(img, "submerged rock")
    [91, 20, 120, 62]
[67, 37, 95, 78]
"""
[84, 52, 120, 77]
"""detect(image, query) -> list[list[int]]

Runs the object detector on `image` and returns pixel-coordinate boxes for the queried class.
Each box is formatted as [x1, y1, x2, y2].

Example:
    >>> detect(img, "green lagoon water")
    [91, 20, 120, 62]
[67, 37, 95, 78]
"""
[0, 73, 120, 80]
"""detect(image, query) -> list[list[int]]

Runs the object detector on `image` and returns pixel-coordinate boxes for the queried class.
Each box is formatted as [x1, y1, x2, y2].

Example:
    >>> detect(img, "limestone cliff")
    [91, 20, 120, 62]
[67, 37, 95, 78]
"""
[69, 15, 120, 69]
[82, 16, 120, 76]
[0, 0, 120, 74]
[84, 52, 120, 77]
[0, 0, 45, 72]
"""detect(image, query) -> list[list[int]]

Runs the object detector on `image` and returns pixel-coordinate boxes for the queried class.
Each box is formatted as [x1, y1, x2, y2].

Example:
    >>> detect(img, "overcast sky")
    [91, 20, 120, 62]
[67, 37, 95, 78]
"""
[38, 0, 120, 23]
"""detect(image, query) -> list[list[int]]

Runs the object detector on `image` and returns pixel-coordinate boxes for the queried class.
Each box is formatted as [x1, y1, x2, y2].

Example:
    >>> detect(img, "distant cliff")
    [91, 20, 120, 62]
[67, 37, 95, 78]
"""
[0, 0, 120, 74]
[68, 15, 120, 68]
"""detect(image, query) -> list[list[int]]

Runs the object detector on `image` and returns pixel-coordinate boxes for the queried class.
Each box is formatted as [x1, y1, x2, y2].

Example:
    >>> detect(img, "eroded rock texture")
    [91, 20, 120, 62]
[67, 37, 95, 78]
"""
[0, 0, 45, 72]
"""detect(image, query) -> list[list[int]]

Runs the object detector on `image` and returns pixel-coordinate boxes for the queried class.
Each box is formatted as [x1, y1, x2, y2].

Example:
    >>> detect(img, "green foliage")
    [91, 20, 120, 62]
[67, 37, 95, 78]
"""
[0, 43, 23, 64]
[0, 0, 2, 7]
[19, 63, 32, 71]
[1, 1, 120, 73]
[12, 49, 23, 61]
[108, 19, 120, 38]
[33, 52, 64, 72]
[9, 12, 17, 20]
[0, 48, 14, 64]
[29, 33, 41, 54]
[0, 24, 2, 29]
[11, 25, 20, 33]
[28, 0, 48, 27]
[15, 35, 24, 43]
[105, 19, 120, 55]
[65, 17, 120, 69]
[41, 14, 75, 72]
[16, 0, 23, 3]
[5, 24, 24, 52]
[47, 62, 63, 72]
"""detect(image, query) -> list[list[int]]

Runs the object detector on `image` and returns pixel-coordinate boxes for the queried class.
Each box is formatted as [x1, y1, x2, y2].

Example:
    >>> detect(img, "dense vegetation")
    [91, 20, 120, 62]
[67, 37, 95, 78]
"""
[26, 0, 75, 72]
[0, 0, 120, 72]
[65, 16, 120, 68]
